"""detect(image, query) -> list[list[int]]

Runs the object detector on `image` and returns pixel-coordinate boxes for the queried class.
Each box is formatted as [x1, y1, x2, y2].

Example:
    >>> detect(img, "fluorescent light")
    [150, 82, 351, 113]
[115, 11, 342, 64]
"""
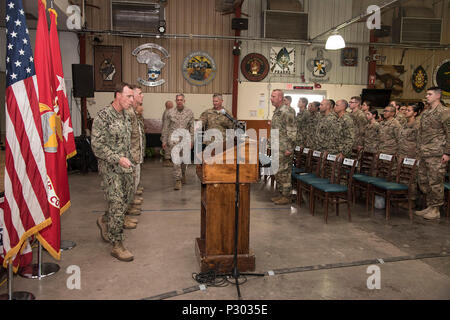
[325, 31, 346, 50]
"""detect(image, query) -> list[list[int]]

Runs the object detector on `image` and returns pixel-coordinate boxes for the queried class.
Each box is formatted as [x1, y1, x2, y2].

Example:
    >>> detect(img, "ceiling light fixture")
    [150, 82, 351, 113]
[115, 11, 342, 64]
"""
[325, 31, 345, 50]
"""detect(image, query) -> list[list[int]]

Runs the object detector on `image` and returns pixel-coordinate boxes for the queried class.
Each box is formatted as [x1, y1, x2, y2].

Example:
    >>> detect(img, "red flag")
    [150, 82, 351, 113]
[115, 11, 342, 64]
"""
[34, 0, 72, 260]
[49, 8, 77, 160]
[1, 0, 52, 271]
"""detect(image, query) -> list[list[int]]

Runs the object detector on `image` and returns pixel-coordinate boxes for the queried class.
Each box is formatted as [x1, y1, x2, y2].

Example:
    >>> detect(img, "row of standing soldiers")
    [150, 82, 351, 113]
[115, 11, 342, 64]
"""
[270, 88, 450, 221]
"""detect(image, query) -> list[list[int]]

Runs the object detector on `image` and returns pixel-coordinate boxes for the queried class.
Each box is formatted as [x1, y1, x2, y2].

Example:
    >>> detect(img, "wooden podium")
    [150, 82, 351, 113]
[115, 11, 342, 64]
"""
[195, 137, 259, 273]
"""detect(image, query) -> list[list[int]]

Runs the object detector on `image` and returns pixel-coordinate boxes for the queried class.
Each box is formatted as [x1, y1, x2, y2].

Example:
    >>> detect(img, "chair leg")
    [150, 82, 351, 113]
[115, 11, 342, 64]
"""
[386, 193, 390, 220]
[371, 190, 374, 216]
[408, 199, 412, 221]
[298, 184, 303, 206]
[336, 199, 339, 216]
[312, 192, 316, 216]
[347, 195, 352, 222]
[309, 187, 314, 215]
[325, 193, 329, 223]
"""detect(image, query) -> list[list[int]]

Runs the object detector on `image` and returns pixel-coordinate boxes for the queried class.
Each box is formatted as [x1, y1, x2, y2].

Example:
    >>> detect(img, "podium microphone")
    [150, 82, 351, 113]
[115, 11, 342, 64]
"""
[220, 109, 244, 130]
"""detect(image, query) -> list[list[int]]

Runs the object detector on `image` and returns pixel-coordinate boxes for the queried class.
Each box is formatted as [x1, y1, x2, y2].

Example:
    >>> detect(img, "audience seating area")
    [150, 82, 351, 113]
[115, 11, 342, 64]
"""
[292, 147, 423, 223]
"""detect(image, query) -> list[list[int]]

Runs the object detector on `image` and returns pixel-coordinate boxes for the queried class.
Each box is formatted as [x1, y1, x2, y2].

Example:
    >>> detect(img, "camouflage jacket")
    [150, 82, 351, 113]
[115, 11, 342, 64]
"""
[161, 106, 195, 146]
[138, 113, 146, 160]
[305, 112, 320, 149]
[418, 104, 450, 157]
[91, 104, 132, 174]
[378, 118, 401, 155]
[349, 108, 368, 148]
[363, 122, 380, 153]
[395, 113, 407, 126]
[336, 112, 355, 157]
[398, 121, 418, 158]
[199, 107, 234, 144]
[161, 108, 171, 142]
[295, 109, 310, 147]
[271, 104, 297, 154]
[126, 108, 144, 165]
[315, 111, 340, 154]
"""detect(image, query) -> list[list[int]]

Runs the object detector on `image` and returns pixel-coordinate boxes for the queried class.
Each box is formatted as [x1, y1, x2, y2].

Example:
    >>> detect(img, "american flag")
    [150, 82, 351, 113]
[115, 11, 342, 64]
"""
[1, 0, 51, 270]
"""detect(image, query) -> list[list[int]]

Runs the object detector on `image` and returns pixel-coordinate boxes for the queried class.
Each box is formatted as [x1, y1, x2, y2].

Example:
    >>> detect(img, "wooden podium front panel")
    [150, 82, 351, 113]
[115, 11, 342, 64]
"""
[201, 183, 250, 256]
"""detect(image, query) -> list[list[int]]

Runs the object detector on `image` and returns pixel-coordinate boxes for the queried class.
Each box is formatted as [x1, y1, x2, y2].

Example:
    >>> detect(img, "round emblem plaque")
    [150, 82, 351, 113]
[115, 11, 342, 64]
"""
[240, 53, 269, 82]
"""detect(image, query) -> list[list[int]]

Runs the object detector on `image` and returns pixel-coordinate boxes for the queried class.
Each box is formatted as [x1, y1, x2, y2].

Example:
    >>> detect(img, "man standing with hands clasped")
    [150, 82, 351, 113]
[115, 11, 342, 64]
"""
[270, 89, 297, 205]
[415, 87, 450, 220]
[92, 82, 135, 262]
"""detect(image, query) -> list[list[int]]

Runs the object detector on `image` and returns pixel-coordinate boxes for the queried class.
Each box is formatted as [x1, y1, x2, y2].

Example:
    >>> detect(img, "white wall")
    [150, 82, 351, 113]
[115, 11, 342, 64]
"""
[237, 82, 366, 120]
[86, 93, 233, 120]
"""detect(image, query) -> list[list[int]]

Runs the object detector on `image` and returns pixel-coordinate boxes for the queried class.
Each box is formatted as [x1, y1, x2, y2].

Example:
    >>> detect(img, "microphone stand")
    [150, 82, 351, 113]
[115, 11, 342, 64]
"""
[223, 121, 265, 300]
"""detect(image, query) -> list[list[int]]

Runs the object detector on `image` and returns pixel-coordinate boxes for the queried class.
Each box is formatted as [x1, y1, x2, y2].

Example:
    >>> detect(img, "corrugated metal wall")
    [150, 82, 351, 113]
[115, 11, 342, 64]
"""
[84, 0, 234, 94]
[239, 0, 370, 85]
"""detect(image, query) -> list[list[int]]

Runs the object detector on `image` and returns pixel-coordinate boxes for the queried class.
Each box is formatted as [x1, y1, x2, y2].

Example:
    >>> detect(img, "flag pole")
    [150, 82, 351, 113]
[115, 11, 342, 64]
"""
[18, 242, 60, 279]
[0, 262, 35, 300]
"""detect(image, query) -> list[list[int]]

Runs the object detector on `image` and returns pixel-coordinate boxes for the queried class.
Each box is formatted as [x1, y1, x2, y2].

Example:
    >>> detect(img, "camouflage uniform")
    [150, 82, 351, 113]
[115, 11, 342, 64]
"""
[398, 121, 418, 159]
[363, 122, 380, 153]
[398, 121, 419, 199]
[199, 107, 234, 145]
[349, 108, 368, 148]
[378, 118, 401, 155]
[271, 104, 296, 197]
[127, 108, 145, 192]
[315, 112, 340, 154]
[92, 105, 133, 244]
[396, 113, 407, 126]
[417, 104, 450, 207]
[295, 109, 310, 147]
[336, 112, 355, 157]
[305, 112, 320, 149]
[161, 107, 195, 182]
[161, 108, 172, 160]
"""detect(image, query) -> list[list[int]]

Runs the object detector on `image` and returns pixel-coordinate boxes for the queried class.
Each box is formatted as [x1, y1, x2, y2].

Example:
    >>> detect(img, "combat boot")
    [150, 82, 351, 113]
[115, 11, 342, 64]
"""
[174, 180, 182, 190]
[133, 198, 143, 205]
[125, 215, 138, 224]
[181, 173, 186, 184]
[274, 196, 291, 205]
[135, 189, 143, 196]
[415, 206, 431, 217]
[163, 159, 173, 167]
[423, 207, 440, 220]
[126, 207, 141, 216]
[135, 196, 144, 202]
[271, 195, 282, 202]
[137, 186, 144, 192]
[96, 216, 109, 243]
[111, 242, 134, 262]
[123, 219, 137, 229]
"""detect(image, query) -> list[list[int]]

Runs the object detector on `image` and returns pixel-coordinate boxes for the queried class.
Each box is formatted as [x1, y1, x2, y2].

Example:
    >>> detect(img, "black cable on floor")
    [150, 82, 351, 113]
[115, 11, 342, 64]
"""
[140, 251, 450, 300]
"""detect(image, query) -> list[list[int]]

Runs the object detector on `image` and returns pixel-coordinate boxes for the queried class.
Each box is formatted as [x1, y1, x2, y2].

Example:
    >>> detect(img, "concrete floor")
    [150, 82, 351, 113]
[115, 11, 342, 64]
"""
[2, 158, 450, 300]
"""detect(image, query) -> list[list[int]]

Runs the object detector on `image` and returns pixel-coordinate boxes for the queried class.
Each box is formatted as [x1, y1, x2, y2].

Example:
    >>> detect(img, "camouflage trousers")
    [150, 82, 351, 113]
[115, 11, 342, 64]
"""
[101, 171, 134, 243]
[168, 143, 188, 182]
[275, 154, 293, 197]
[133, 163, 141, 193]
[418, 156, 446, 207]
